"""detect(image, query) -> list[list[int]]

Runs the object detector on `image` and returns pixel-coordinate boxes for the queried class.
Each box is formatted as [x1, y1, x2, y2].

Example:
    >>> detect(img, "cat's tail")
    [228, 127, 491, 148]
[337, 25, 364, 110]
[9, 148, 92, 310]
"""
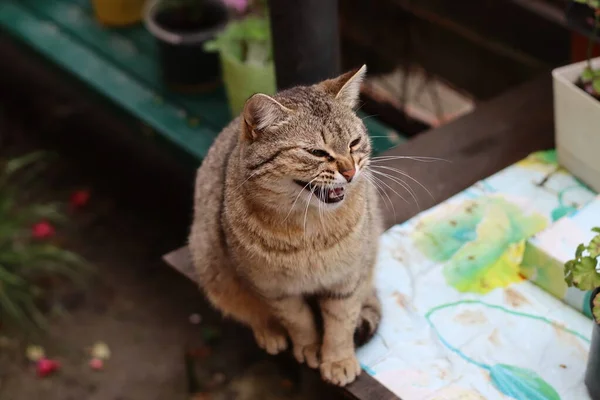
[354, 289, 381, 347]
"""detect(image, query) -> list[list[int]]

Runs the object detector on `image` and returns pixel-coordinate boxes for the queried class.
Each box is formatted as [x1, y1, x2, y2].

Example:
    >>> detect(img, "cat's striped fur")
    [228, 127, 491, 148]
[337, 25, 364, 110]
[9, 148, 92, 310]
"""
[189, 66, 382, 386]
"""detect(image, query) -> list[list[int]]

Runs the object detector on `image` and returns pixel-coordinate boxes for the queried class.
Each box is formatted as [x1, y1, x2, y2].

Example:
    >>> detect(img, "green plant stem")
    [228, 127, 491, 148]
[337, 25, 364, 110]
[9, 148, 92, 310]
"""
[588, 8, 600, 71]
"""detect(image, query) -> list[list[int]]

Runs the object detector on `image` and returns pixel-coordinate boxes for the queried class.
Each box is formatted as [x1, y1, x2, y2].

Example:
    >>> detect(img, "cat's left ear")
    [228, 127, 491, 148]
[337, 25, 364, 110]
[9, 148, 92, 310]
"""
[241, 93, 293, 141]
[318, 65, 366, 109]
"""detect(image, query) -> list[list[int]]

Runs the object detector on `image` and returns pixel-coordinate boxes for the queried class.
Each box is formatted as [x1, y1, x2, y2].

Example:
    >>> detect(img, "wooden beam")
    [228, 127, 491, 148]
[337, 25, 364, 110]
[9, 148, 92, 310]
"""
[268, 0, 341, 89]
[376, 74, 554, 228]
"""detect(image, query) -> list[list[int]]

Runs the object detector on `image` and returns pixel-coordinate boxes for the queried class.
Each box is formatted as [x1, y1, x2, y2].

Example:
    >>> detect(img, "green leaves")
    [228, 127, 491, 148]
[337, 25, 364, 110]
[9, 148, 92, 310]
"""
[572, 256, 600, 290]
[573, 0, 600, 9]
[582, 67, 596, 83]
[593, 79, 600, 96]
[580, 68, 600, 96]
[590, 233, 600, 258]
[564, 228, 600, 291]
[0, 152, 89, 331]
[204, 16, 272, 66]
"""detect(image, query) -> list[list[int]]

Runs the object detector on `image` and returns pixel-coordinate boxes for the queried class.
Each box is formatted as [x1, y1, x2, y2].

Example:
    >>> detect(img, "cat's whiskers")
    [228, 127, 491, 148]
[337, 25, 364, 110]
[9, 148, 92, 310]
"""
[370, 169, 419, 207]
[367, 173, 409, 205]
[317, 182, 327, 229]
[303, 188, 315, 243]
[363, 172, 395, 219]
[369, 165, 434, 200]
[370, 155, 450, 163]
[284, 177, 317, 223]
[235, 169, 263, 191]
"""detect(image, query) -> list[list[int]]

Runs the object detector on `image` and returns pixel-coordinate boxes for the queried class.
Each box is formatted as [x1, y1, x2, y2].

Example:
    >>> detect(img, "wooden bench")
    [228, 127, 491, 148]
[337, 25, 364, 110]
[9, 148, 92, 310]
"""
[0, 0, 404, 162]
[164, 74, 555, 400]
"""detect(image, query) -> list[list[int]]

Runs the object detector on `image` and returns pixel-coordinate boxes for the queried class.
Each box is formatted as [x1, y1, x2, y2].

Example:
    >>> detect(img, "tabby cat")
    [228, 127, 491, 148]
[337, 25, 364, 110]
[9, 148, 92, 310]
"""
[189, 66, 382, 386]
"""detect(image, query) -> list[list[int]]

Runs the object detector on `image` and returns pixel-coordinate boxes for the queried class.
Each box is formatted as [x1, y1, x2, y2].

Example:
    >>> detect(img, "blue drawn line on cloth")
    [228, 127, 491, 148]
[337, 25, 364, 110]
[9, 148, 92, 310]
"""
[551, 185, 586, 221]
[425, 300, 590, 399]
[361, 363, 376, 376]
[479, 180, 497, 194]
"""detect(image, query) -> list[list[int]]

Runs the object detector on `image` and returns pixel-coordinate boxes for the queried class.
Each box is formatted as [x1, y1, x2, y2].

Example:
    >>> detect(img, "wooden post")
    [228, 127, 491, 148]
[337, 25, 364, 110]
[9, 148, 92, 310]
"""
[267, 0, 340, 90]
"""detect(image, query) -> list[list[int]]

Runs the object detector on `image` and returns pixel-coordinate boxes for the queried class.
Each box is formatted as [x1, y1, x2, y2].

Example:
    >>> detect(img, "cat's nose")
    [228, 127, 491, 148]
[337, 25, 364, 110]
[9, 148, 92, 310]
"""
[341, 168, 356, 182]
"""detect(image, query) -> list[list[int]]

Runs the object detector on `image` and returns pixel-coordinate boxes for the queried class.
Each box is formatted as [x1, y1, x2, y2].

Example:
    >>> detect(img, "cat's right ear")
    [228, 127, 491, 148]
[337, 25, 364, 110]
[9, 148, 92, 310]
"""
[241, 94, 292, 141]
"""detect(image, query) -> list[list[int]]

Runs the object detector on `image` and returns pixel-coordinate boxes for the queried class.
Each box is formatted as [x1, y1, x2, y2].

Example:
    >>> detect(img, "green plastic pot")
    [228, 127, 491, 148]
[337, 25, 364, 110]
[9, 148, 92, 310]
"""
[220, 51, 276, 117]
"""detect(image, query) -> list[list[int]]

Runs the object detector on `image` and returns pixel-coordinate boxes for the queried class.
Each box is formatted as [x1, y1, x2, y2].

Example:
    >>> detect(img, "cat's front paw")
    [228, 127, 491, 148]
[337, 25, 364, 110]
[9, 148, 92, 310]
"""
[320, 355, 361, 386]
[293, 342, 320, 369]
[253, 326, 288, 355]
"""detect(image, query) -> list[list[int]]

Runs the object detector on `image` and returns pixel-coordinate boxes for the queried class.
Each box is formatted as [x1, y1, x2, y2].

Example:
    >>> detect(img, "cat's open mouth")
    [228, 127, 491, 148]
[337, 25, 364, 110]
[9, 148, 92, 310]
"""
[294, 180, 345, 204]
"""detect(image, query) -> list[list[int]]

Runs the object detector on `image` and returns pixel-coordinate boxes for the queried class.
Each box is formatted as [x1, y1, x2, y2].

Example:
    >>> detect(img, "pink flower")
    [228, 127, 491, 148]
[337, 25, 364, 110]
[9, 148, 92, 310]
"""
[70, 189, 90, 209]
[32, 221, 55, 239]
[89, 358, 103, 371]
[37, 358, 60, 377]
[222, 0, 248, 13]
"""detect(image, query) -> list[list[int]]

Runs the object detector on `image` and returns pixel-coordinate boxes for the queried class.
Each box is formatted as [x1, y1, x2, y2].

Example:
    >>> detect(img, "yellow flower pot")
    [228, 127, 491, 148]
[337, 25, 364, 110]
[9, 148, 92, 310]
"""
[220, 51, 276, 116]
[92, 0, 146, 26]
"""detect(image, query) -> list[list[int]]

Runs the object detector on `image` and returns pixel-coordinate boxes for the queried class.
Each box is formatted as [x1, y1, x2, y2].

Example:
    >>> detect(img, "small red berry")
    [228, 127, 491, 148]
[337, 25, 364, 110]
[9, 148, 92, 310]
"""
[32, 221, 55, 239]
[37, 358, 60, 377]
[70, 189, 90, 209]
[89, 358, 103, 371]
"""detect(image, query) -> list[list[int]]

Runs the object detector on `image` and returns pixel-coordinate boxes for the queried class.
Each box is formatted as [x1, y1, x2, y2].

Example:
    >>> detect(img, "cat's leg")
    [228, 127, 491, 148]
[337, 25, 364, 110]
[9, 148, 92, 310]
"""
[202, 273, 288, 355]
[267, 295, 321, 369]
[318, 282, 369, 386]
[354, 288, 381, 347]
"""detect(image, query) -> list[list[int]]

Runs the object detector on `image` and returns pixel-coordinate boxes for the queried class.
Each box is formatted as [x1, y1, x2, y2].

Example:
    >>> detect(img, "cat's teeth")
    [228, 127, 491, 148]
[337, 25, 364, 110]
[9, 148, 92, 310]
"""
[328, 187, 345, 199]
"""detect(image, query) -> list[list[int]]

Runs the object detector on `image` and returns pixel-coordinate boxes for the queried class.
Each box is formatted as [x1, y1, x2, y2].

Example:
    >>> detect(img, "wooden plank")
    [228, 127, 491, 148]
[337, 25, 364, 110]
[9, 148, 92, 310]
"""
[508, 0, 568, 27]
[163, 246, 195, 283]
[162, 249, 400, 400]
[339, 0, 543, 100]
[375, 73, 554, 229]
[0, 0, 218, 160]
[164, 75, 554, 399]
[18, 0, 231, 131]
[0, 0, 405, 157]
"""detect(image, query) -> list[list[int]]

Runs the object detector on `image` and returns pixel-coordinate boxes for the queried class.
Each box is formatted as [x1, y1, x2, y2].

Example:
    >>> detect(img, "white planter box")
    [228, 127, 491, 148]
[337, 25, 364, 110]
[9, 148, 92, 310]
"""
[552, 57, 600, 192]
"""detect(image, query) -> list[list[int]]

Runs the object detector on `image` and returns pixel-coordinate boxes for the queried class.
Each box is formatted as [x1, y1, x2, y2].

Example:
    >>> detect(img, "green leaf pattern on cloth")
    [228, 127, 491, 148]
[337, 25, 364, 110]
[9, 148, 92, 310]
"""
[414, 197, 547, 294]
[490, 364, 561, 400]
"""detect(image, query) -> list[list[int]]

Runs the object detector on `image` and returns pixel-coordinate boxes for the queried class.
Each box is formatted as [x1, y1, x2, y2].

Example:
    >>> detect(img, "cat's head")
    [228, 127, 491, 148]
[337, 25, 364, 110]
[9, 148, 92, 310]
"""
[239, 66, 371, 211]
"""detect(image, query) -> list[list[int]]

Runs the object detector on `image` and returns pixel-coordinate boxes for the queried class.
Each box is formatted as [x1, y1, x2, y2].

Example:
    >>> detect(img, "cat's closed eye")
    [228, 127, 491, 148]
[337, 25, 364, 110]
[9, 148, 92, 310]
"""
[349, 138, 361, 149]
[307, 149, 334, 161]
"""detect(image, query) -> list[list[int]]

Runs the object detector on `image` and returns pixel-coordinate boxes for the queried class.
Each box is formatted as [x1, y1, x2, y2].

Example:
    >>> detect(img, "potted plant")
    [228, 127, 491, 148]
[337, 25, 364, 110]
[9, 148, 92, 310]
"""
[567, 0, 600, 36]
[553, 0, 600, 192]
[144, 0, 229, 91]
[564, 227, 600, 399]
[204, 11, 276, 115]
[92, 0, 147, 26]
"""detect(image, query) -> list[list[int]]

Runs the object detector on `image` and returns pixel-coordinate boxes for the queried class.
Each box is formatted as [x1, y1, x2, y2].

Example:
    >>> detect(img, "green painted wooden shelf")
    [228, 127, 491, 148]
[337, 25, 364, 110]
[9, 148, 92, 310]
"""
[0, 0, 406, 161]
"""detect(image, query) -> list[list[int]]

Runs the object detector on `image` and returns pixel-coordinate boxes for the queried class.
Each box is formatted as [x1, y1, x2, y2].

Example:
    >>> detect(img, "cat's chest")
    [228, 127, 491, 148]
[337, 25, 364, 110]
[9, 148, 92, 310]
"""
[246, 233, 366, 294]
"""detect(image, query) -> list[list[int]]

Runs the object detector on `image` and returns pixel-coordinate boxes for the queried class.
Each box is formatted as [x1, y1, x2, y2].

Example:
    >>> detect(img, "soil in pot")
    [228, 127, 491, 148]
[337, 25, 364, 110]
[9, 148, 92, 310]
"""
[586, 288, 600, 400]
[147, 1, 228, 91]
[575, 78, 600, 101]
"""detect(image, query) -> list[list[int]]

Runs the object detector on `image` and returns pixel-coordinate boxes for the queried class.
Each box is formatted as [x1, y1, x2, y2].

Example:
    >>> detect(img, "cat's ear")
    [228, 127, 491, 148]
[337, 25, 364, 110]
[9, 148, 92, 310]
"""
[318, 65, 366, 109]
[241, 93, 292, 141]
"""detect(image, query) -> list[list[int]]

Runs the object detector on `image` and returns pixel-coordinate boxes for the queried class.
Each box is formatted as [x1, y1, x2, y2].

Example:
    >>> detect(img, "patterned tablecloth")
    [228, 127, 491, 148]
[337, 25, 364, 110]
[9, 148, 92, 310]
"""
[358, 151, 598, 400]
